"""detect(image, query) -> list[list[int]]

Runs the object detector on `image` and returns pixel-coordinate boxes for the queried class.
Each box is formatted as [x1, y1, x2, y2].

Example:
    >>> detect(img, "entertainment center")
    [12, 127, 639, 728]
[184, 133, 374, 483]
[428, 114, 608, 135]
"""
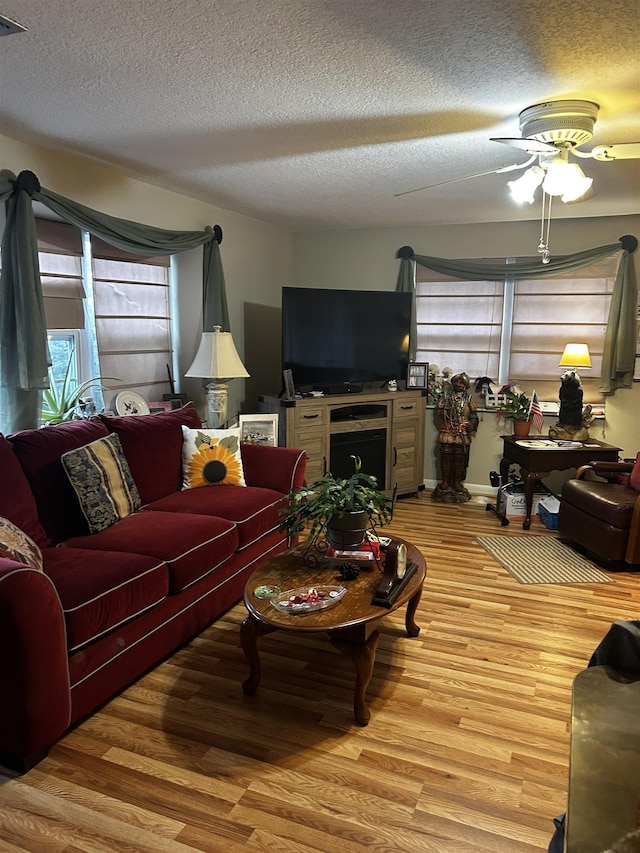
[258, 389, 426, 496]
[269, 285, 423, 494]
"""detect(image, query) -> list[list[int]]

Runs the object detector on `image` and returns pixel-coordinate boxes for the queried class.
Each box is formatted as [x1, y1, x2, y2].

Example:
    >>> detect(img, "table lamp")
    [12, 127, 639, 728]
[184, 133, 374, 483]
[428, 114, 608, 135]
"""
[555, 343, 591, 437]
[559, 343, 592, 378]
[185, 326, 249, 428]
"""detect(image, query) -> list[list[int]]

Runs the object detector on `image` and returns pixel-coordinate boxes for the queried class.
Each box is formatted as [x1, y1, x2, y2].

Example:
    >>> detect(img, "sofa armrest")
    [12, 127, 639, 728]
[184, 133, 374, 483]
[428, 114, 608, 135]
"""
[240, 444, 307, 494]
[576, 461, 633, 483]
[0, 559, 71, 769]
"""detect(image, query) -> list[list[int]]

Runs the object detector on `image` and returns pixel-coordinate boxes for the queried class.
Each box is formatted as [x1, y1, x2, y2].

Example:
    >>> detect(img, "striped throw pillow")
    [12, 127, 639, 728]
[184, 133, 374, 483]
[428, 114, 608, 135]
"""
[61, 433, 141, 534]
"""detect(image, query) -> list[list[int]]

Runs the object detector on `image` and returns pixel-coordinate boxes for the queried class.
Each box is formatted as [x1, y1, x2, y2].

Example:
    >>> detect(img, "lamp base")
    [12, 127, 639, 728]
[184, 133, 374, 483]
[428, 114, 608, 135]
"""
[206, 381, 228, 429]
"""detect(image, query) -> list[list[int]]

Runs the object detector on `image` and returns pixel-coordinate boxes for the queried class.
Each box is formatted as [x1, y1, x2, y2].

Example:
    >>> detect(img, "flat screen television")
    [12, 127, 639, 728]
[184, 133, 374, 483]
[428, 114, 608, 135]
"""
[282, 287, 411, 391]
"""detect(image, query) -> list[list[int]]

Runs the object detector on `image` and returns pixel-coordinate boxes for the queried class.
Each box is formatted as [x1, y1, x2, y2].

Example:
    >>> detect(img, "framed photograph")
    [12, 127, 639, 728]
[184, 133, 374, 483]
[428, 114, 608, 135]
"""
[282, 368, 296, 400]
[148, 401, 174, 414]
[239, 414, 279, 446]
[163, 392, 188, 409]
[407, 362, 428, 389]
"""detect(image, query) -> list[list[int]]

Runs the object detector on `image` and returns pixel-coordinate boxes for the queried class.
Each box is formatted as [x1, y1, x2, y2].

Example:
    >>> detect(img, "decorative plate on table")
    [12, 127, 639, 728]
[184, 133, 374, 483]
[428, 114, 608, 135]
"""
[271, 585, 346, 614]
[114, 391, 150, 416]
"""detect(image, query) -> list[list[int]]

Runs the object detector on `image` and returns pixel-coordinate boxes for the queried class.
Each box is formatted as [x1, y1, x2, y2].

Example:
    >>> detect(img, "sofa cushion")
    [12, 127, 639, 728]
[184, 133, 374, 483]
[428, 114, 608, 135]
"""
[8, 418, 111, 543]
[63, 509, 238, 593]
[101, 403, 201, 504]
[0, 517, 43, 571]
[61, 433, 141, 534]
[145, 485, 287, 549]
[562, 479, 637, 528]
[0, 434, 49, 547]
[181, 426, 246, 489]
[630, 452, 640, 493]
[43, 546, 169, 652]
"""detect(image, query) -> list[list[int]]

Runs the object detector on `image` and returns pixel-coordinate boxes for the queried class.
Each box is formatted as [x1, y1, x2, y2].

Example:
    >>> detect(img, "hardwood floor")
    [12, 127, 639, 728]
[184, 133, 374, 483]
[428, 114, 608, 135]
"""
[1, 494, 638, 852]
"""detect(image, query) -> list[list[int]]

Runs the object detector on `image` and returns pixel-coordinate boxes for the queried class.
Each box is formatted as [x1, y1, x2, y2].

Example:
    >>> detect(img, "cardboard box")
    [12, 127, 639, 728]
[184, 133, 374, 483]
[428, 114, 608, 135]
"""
[538, 495, 561, 530]
[499, 484, 548, 521]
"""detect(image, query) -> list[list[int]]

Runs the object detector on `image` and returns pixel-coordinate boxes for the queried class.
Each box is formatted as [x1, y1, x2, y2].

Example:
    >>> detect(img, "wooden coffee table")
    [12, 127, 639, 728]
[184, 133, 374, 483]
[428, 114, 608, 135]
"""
[240, 541, 426, 726]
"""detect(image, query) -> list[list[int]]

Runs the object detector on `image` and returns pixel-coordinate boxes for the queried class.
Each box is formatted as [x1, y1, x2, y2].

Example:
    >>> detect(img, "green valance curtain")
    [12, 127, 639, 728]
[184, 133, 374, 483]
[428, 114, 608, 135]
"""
[1, 169, 227, 434]
[395, 236, 638, 395]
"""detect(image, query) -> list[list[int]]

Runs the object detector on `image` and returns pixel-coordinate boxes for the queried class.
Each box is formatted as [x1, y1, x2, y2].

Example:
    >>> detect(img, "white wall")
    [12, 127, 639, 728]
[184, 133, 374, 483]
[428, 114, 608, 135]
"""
[1, 133, 293, 421]
[292, 216, 640, 492]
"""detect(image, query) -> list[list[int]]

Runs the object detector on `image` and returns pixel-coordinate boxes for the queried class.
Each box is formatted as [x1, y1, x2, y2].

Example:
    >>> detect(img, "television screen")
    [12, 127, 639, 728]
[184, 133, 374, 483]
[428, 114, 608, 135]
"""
[282, 287, 411, 390]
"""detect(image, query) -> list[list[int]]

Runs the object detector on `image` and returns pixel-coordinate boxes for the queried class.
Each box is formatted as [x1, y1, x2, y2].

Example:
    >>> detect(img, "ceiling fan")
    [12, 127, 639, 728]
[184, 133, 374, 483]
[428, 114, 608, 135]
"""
[396, 99, 640, 201]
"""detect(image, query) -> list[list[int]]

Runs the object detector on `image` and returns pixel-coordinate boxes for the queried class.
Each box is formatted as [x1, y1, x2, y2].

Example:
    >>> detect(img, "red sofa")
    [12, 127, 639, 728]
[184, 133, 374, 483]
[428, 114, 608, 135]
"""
[0, 403, 306, 772]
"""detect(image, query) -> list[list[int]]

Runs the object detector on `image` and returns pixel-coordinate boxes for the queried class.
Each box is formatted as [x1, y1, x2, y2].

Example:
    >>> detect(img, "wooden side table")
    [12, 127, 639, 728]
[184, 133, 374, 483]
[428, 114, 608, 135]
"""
[499, 436, 621, 529]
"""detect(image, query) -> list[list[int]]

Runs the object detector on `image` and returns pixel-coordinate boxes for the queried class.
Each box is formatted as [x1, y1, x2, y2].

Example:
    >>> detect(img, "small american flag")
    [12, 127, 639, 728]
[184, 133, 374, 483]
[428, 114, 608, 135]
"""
[530, 390, 544, 434]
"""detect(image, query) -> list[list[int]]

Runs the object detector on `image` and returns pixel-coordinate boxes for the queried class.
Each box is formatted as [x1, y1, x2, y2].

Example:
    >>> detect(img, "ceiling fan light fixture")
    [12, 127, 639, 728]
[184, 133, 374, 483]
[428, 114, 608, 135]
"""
[541, 156, 593, 202]
[507, 165, 545, 204]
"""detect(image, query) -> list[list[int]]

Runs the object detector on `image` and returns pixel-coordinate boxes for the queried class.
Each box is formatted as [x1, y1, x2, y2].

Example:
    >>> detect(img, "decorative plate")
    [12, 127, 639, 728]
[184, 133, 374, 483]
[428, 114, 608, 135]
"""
[114, 391, 150, 416]
[270, 585, 346, 614]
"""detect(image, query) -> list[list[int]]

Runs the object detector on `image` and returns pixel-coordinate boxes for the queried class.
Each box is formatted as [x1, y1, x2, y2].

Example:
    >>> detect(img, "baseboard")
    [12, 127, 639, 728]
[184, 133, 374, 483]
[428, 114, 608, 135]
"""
[422, 478, 495, 498]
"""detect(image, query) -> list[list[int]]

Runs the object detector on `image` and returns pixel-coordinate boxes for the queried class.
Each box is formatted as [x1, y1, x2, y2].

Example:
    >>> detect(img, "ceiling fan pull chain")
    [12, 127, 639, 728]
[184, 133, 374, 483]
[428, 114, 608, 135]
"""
[543, 194, 553, 263]
[537, 192, 552, 263]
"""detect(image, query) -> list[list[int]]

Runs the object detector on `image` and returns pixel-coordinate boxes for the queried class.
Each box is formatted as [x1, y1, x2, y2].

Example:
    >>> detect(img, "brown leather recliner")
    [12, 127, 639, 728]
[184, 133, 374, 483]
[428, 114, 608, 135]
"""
[558, 460, 640, 565]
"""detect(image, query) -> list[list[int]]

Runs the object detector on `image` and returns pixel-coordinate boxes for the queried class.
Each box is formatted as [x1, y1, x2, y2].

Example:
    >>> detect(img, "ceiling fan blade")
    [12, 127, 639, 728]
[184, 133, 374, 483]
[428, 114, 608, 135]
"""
[490, 136, 558, 154]
[589, 142, 640, 161]
[394, 156, 536, 197]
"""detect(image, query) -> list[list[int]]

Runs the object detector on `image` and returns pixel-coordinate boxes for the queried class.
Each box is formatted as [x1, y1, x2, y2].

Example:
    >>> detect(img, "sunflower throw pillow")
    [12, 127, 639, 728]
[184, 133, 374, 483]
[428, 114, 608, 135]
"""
[181, 426, 246, 489]
[0, 516, 44, 571]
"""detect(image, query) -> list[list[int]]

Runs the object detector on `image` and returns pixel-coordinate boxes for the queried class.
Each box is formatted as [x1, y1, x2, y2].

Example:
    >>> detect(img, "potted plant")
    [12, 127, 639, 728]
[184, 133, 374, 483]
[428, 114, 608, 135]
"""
[280, 455, 393, 548]
[41, 353, 113, 425]
[497, 389, 533, 436]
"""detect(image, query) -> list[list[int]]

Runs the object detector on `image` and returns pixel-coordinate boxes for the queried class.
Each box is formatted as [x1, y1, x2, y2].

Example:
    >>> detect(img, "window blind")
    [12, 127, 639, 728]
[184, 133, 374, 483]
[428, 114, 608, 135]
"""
[415, 255, 617, 403]
[91, 237, 171, 401]
[35, 218, 86, 329]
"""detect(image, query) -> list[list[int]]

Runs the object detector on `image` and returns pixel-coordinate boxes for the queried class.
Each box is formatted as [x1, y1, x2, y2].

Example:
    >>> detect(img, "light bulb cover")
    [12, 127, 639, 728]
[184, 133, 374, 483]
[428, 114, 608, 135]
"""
[507, 165, 545, 204]
[542, 159, 592, 202]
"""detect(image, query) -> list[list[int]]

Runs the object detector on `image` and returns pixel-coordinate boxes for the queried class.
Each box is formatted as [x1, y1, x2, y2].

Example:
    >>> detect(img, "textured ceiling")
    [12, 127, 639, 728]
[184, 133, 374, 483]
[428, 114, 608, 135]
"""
[1, 0, 639, 229]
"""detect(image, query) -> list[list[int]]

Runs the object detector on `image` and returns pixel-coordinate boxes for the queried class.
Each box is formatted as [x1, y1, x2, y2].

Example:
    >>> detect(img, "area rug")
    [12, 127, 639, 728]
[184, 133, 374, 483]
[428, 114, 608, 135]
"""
[476, 535, 613, 585]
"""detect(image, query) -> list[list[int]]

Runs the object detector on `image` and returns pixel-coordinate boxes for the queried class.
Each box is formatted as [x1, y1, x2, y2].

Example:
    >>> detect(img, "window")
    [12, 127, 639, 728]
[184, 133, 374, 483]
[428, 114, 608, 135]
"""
[33, 218, 173, 417]
[415, 254, 618, 401]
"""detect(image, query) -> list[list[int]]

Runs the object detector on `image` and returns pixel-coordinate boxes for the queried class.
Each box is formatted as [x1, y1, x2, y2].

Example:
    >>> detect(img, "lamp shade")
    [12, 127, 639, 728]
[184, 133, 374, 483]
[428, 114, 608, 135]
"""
[559, 343, 592, 369]
[185, 326, 249, 381]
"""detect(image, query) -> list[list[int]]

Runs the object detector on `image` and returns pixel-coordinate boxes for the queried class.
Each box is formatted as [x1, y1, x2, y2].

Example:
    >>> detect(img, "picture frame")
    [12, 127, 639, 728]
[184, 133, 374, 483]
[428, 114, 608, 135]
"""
[282, 368, 296, 400]
[163, 392, 188, 409]
[407, 362, 428, 389]
[239, 414, 279, 446]
[148, 401, 174, 414]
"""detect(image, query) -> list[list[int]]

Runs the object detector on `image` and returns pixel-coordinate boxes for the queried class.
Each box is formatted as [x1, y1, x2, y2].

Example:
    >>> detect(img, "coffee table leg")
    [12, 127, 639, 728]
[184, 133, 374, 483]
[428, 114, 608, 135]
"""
[331, 629, 380, 726]
[240, 614, 275, 695]
[405, 585, 423, 637]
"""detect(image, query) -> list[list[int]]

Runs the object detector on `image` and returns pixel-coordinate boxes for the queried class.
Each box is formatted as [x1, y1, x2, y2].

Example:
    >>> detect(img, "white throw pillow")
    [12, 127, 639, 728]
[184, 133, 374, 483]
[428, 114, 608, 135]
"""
[181, 426, 246, 489]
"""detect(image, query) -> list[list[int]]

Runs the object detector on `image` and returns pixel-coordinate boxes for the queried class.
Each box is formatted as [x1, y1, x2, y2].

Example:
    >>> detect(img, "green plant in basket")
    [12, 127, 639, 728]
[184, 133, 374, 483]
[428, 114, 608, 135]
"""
[279, 454, 393, 543]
